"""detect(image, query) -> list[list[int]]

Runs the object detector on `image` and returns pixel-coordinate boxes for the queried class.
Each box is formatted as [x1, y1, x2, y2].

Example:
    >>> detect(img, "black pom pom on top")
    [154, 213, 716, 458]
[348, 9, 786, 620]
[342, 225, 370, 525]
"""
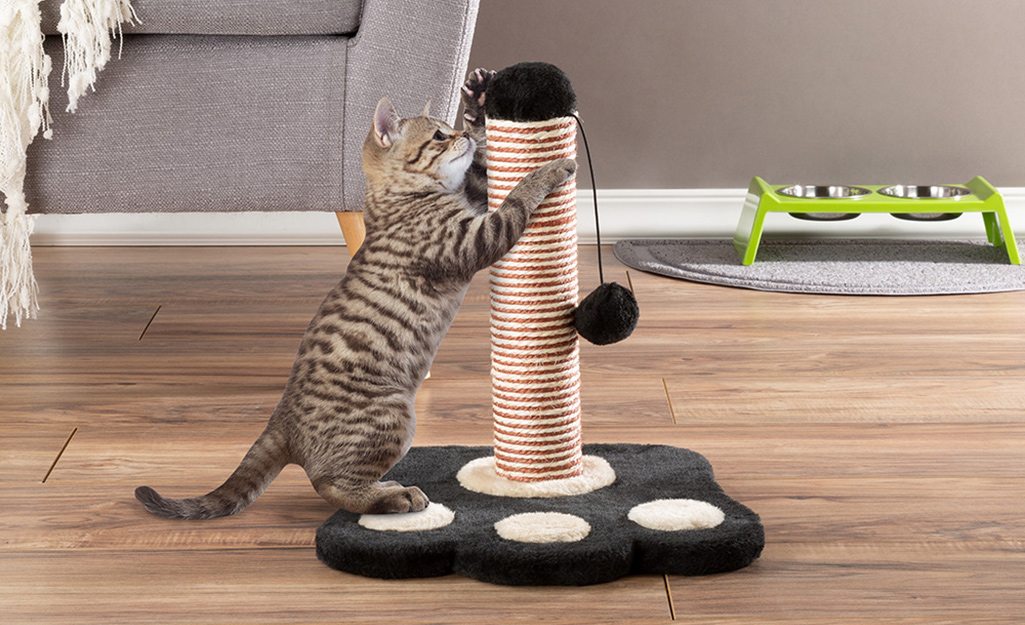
[485, 62, 577, 122]
[574, 282, 640, 346]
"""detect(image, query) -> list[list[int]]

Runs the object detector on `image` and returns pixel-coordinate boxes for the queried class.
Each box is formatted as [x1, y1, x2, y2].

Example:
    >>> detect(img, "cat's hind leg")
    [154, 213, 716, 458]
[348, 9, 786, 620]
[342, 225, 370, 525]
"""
[314, 477, 429, 515]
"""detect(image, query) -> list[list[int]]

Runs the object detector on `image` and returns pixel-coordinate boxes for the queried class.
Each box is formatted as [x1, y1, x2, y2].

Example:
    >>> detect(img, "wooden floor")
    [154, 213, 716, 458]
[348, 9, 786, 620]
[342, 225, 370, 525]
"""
[2, 245, 1024, 624]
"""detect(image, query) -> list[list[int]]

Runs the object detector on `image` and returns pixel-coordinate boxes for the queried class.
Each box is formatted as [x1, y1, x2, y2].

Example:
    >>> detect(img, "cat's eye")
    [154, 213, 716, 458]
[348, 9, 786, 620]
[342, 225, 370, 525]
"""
[433, 130, 447, 141]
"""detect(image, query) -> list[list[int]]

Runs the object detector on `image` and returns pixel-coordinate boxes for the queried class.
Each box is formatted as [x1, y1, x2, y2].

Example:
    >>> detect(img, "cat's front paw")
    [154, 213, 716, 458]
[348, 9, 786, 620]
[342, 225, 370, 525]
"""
[518, 158, 578, 208]
[461, 68, 495, 129]
[543, 157, 578, 190]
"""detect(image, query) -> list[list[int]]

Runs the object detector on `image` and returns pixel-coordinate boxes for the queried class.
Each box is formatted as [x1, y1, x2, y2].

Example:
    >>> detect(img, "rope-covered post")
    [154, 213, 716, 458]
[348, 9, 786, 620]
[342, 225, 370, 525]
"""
[487, 102, 581, 482]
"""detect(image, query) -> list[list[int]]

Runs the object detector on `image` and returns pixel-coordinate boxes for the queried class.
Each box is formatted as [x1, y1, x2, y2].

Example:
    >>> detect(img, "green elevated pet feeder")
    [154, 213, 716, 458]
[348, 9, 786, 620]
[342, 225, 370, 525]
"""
[734, 176, 1021, 265]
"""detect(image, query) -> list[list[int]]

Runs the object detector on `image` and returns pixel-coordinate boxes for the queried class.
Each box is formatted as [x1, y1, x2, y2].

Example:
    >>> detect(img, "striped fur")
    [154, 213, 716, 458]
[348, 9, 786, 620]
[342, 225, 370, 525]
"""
[136, 72, 576, 519]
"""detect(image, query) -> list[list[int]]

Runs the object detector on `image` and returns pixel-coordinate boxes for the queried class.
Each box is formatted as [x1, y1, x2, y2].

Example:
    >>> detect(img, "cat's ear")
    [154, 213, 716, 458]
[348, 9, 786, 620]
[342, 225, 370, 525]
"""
[421, 101, 432, 117]
[373, 97, 401, 148]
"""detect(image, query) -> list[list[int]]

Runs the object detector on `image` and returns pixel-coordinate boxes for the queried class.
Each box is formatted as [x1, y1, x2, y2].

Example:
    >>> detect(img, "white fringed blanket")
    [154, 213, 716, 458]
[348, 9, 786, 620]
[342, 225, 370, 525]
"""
[0, 0, 135, 329]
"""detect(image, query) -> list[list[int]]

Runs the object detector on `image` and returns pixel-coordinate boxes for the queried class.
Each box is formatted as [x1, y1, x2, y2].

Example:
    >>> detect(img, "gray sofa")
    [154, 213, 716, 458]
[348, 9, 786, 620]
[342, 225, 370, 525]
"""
[25, 0, 479, 249]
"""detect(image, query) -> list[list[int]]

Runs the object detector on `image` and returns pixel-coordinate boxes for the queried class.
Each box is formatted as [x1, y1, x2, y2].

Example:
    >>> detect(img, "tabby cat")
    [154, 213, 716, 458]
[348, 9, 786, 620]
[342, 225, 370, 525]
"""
[135, 70, 576, 518]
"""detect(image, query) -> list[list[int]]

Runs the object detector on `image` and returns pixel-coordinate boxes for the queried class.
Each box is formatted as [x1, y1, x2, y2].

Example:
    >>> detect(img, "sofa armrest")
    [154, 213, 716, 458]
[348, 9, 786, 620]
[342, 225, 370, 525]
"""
[341, 0, 480, 212]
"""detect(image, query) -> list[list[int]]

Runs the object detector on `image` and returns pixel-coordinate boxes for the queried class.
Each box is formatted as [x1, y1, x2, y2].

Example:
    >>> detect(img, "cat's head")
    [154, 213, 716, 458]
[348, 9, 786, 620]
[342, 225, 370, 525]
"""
[363, 97, 476, 193]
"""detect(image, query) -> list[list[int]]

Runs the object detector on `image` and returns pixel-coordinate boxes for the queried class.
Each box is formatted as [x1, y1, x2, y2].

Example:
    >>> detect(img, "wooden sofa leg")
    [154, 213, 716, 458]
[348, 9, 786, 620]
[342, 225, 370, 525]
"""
[336, 212, 366, 258]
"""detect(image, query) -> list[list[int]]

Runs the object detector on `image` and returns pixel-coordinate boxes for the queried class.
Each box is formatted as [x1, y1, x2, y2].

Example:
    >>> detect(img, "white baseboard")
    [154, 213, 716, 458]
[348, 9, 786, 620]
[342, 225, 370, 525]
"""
[32, 188, 1025, 246]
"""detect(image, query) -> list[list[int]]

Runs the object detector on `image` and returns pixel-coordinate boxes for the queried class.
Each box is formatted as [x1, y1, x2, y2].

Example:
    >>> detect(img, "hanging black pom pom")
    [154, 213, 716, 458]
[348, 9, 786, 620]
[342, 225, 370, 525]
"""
[574, 282, 639, 346]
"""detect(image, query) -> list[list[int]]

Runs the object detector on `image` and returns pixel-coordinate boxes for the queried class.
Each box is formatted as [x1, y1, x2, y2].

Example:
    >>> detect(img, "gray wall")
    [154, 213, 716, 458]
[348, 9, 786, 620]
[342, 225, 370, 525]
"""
[467, 0, 1025, 189]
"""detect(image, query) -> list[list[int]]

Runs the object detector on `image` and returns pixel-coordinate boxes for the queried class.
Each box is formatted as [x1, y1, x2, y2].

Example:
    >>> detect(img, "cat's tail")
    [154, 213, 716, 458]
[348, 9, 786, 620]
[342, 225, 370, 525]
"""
[135, 426, 290, 520]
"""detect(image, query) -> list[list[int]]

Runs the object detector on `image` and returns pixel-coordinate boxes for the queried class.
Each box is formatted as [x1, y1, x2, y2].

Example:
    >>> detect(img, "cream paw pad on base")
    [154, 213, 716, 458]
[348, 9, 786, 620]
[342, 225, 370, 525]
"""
[357, 503, 455, 532]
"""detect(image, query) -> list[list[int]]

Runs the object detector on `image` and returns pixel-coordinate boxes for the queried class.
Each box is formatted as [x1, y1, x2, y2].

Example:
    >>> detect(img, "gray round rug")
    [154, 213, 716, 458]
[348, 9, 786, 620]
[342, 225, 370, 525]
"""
[614, 238, 1025, 295]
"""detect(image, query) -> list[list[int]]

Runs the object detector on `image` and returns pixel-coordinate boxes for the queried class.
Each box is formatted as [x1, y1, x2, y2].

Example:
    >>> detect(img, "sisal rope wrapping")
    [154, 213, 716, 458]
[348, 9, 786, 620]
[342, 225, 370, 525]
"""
[487, 116, 582, 482]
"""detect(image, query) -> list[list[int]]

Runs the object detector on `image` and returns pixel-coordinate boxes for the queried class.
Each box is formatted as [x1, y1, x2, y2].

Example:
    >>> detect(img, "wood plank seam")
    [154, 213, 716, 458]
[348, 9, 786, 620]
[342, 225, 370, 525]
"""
[663, 574, 677, 620]
[662, 378, 678, 425]
[138, 305, 162, 341]
[42, 427, 77, 483]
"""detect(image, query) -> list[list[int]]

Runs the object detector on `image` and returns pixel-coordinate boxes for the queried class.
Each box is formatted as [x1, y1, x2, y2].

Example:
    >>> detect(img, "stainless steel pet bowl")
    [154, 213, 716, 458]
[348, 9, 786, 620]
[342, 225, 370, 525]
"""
[778, 185, 873, 199]
[878, 185, 973, 199]
[778, 185, 870, 221]
[880, 185, 970, 221]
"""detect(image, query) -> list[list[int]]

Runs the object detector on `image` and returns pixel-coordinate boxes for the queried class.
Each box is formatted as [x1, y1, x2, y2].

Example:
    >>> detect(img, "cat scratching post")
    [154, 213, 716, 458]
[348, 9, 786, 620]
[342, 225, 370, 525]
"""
[486, 115, 583, 482]
[315, 63, 764, 586]
[453, 63, 617, 495]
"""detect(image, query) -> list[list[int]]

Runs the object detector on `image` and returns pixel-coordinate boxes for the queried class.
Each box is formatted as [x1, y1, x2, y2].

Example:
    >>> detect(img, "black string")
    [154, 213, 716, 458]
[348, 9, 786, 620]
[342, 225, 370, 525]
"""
[571, 113, 604, 285]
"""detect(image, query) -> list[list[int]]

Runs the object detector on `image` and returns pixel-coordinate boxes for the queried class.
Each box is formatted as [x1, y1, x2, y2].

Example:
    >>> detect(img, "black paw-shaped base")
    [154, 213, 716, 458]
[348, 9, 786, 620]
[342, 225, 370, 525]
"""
[316, 444, 764, 586]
